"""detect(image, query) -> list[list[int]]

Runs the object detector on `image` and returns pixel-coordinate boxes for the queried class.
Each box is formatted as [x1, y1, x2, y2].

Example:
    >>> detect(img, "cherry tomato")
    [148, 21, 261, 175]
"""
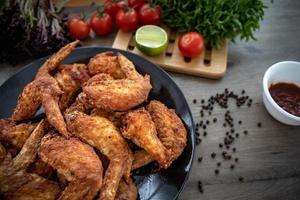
[178, 32, 205, 58]
[67, 16, 80, 28]
[68, 17, 90, 40]
[128, 0, 145, 10]
[90, 12, 113, 36]
[116, 8, 139, 32]
[104, 0, 126, 18]
[138, 3, 161, 25]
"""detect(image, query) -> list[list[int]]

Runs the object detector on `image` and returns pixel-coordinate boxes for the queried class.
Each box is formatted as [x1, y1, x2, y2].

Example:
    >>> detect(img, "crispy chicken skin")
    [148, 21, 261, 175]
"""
[12, 77, 61, 121]
[0, 121, 61, 200]
[91, 108, 126, 128]
[55, 63, 90, 110]
[0, 119, 37, 151]
[38, 134, 103, 200]
[12, 41, 80, 137]
[65, 110, 133, 200]
[147, 100, 187, 166]
[88, 52, 125, 79]
[115, 178, 137, 200]
[122, 108, 171, 169]
[83, 53, 152, 111]
[35, 40, 80, 79]
[132, 150, 154, 171]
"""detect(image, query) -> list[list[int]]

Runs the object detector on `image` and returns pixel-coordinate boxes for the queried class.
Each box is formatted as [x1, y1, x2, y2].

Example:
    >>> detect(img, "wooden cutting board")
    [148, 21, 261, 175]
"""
[113, 26, 228, 79]
[57, 0, 228, 79]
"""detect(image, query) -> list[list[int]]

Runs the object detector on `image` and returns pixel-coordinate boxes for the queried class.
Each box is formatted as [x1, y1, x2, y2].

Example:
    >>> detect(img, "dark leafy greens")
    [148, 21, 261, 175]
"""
[153, 0, 267, 48]
[0, 0, 71, 64]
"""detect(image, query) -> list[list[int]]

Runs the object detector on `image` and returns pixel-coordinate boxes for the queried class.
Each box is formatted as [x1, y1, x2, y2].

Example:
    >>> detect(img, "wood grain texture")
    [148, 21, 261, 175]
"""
[112, 26, 228, 79]
[0, 0, 300, 199]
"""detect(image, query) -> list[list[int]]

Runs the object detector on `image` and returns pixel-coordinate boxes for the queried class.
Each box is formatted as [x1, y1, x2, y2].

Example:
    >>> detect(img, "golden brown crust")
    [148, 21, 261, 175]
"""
[88, 52, 125, 79]
[42, 92, 69, 137]
[115, 178, 137, 200]
[0, 121, 61, 200]
[91, 108, 126, 128]
[132, 150, 154, 171]
[0, 120, 37, 151]
[122, 108, 171, 169]
[38, 134, 103, 200]
[83, 73, 151, 111]
[35, 40, 79, 79]
[147, 100, 187, 166]
[65, 111, 133, 200]
[55, 63, 90, 110]
[12, 77, 62, 119]
[83, 53, 152, 111]
[27, 157, 55, 179]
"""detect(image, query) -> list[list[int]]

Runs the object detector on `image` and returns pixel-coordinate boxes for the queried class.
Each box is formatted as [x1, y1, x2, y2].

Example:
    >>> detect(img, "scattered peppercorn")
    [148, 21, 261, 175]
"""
[217, 162, 221, 167]
[211, 152, 216, 158]
[213, 118, 217, 123]
[239, 176, 244, 182]
[238, 120, 242, 125]
[203, 131, 207, 136]
[257, 122, 262, 127]
[198, 157, 203, 162]
[193, 99, 197, 104]
[230, 164, 235, 169]
[243, 130, 248, 135]
[235, 158, 239, 162]
[214, 169, 219, 175]
[232, 147, 236, 152]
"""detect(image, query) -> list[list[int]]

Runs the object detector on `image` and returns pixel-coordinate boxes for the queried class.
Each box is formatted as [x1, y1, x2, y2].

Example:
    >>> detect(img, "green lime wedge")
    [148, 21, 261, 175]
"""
[135, 25, 168, 57]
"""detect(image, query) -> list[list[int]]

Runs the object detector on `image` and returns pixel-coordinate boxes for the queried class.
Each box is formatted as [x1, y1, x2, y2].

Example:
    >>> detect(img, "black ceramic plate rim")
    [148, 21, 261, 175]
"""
[0, 46, 195, 200]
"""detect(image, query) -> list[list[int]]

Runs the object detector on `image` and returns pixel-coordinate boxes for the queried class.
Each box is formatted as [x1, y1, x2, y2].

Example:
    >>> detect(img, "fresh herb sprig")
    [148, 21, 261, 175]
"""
[153, 0, 267, 48]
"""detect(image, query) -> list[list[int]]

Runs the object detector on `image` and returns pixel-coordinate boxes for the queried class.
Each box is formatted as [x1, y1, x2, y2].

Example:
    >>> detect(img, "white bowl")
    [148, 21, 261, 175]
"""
[263, 61, 300, 125]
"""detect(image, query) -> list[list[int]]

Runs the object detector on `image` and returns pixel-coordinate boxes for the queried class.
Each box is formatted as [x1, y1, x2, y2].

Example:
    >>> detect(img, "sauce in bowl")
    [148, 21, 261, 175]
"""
[269, 82, 300, 117]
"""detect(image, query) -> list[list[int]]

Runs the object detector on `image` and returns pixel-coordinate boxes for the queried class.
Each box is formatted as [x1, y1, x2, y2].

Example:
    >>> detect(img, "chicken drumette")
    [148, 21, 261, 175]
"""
[122, 108, 171, 169]
[65, 102, 133, 200]
[0, 121, 61, 200]
[38, 134, 103, 200]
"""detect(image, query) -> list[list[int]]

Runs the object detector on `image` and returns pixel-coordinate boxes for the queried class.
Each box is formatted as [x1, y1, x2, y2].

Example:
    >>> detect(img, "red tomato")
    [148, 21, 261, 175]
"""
[138, 3, 161, 25]
[68, 17, 90, 40]
[67, 16, 80, 28]
[90, 13, 113, 36]
[104, 0, 126, 18]
[128, 0, 145, 10]
[178, 32, 205, 58]
[116, 8, 139, 32]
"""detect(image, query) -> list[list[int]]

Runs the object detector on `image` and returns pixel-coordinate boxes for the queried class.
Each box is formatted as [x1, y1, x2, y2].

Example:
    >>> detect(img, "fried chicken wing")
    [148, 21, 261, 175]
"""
[147, 100, 187, 165]
[0, 121, 61, 200]
[83, 53, 152, 111]
[115, 178, 137, 200]
[132, 150, 154, 171]
[55, 63, 90, 110]
[27, 157, 55, 179]
[35, 40, 79, 79]
[0, 119, 37, 152]
[12, 40, 80, 137]
[88, 52, 125, 79]
[65, 110, 133, 200]
[11, 76, 70, 137]
[122, 108, 171, 169]
[91, 108, 126, 128]
[38, 134, 103, 200]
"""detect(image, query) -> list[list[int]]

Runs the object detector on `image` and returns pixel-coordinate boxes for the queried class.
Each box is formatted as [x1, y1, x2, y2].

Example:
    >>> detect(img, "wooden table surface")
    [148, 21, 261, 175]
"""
[1, 0, 300, 199]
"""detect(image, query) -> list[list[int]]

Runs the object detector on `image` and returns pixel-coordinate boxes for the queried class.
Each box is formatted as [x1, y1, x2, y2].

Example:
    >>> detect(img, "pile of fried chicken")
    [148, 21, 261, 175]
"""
[0, 40, 187, 200]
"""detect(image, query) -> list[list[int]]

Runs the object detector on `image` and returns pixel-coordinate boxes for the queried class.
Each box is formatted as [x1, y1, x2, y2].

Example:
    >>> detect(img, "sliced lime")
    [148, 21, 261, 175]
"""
[135, 25, 168, 57]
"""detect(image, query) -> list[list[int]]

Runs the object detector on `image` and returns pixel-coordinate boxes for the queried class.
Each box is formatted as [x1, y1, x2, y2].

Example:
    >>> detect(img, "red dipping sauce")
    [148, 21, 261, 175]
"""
[269, 82, 300, 117]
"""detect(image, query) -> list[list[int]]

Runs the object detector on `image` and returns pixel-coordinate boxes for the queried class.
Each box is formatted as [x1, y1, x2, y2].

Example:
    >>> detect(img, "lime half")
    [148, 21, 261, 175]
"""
[135, 25, 168, 57]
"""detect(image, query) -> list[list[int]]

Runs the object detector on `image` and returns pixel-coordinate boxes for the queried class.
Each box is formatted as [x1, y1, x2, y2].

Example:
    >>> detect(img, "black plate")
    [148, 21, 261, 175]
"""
[0, 47, 195, 200]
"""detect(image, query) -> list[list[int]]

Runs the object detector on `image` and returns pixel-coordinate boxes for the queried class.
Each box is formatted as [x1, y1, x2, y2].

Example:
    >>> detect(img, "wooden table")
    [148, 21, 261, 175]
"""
[1, 0, 300, 199]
